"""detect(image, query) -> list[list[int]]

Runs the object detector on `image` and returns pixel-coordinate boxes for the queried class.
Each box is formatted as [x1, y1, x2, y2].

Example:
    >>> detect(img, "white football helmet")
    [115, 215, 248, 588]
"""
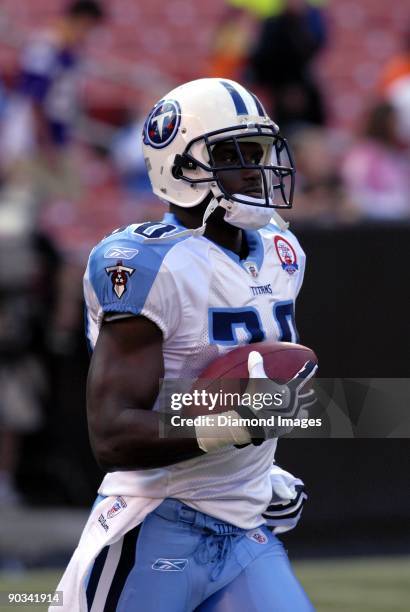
[142, 78, 295, 214]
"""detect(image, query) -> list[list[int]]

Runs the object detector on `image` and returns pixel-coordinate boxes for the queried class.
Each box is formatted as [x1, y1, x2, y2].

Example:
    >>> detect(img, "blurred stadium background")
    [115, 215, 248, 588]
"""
[0, 0, 409, 610]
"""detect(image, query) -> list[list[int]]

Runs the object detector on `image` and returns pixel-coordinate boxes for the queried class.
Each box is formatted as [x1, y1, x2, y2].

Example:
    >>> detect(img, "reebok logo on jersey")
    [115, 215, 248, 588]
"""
[250, 284, 272, 296]
[104, 247, 139, 260]
[152, 558, 188, 571]
[246, 528, 268, 544]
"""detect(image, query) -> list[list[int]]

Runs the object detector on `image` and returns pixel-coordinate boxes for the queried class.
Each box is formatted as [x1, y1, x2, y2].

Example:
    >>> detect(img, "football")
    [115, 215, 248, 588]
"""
[186, 341, 318, 416]
[199, 341, 318, 384]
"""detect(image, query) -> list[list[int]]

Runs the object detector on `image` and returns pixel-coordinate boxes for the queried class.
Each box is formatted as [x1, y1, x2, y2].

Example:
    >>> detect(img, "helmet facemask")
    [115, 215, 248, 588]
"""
[172, 123, 295, 210]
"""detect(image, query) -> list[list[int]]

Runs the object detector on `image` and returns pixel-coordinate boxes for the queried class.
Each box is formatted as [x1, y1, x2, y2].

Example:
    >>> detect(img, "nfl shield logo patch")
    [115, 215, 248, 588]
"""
[244, 261, 259, 278]
[246, 528, 268, 544]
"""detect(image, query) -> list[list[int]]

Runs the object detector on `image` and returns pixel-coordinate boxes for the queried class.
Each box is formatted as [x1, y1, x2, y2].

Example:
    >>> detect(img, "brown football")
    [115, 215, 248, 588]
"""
[186, 341, 318, 416]
[199, 341, 318, 383]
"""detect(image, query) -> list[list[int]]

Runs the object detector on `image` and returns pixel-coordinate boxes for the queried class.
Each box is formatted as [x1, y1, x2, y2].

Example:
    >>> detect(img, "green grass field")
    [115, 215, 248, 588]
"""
[0, 556, 409, 611]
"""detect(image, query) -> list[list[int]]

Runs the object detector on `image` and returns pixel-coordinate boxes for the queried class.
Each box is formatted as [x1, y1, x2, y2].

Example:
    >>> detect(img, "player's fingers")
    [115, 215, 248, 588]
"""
[298, 388, 316, 400]
[265, 486, 307, 515]
[247, 351, 268, 378]
[287, 361, 318, 391]
[298, 388, 317, 409]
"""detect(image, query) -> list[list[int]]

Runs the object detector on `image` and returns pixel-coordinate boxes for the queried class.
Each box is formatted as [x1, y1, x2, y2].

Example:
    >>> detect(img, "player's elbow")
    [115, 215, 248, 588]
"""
[91, 436, 135, 471]
[91, 437, 120, 472]
[90, 429, 155, 471]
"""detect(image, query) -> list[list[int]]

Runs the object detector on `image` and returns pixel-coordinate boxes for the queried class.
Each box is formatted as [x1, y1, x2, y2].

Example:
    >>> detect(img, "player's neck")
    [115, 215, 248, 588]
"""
[169, 204, 246, 257]
[205, 221, 245, 257]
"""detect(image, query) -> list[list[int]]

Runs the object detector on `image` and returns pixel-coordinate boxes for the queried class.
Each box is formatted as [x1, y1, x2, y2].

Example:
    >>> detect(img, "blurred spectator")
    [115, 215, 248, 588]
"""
[341, 102, 410, 221]
[0, 1, 105, 203]
[0, 76, 7, 119]
[0, 2, 106, 380]
[250, 0, 327, 131]
[207, 6, 257, 82]
[0, 182, 59, 505]
[284, 126, 358, 226]
[378, 26, 410, 146]
[110, 108, 151, 197]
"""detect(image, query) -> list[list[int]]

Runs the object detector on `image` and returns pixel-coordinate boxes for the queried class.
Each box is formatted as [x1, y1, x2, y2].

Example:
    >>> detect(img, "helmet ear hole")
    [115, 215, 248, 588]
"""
[172, 153, 198, 179]
[173, 154, 197, 170]
[172, 164, 183, 179]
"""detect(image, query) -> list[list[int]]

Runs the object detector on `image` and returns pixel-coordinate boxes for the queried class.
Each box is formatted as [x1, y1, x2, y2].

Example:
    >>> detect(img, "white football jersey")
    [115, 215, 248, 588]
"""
[83, 212, 306, 529]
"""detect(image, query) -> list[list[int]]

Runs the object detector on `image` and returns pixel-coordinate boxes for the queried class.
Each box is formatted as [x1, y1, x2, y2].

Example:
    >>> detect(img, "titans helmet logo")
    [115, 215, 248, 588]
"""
[105, 260, 135, 298]
[143, 99, 181, 149]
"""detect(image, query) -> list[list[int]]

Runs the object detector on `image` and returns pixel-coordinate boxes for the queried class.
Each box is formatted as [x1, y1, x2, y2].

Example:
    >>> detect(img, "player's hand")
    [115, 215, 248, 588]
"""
[262, 477, 307, 534]
[236, 351, 318, 443]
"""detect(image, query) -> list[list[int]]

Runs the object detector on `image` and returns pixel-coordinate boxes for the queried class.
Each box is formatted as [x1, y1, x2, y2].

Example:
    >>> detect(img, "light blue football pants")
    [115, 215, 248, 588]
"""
[86, 497, 314, 611]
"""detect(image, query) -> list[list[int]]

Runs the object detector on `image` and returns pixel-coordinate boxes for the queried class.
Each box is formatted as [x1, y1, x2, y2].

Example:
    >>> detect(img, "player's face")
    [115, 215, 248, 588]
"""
[212, 141, 263, 198]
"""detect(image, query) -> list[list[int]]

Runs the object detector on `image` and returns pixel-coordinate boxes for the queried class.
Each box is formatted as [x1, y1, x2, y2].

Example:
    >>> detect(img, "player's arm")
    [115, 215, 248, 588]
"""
[87, 315, 204, 471]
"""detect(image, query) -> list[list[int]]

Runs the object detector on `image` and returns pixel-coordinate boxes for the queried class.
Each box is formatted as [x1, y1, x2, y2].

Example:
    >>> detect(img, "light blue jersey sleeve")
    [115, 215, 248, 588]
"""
[83, 226, 183, 348]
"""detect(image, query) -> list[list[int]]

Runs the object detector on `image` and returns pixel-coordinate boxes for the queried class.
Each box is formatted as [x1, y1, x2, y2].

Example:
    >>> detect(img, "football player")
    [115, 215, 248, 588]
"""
[53, 79, 315, 611]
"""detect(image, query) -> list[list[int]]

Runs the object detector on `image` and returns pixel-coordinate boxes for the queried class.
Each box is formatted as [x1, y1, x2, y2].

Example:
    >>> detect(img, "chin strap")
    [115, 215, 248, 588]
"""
[270, 210, 289, 232]
[214, 184, 289, 232]
[140, 198, 219, 243]
[140, 194, 288, 243]
[218, 193, 289, 232]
